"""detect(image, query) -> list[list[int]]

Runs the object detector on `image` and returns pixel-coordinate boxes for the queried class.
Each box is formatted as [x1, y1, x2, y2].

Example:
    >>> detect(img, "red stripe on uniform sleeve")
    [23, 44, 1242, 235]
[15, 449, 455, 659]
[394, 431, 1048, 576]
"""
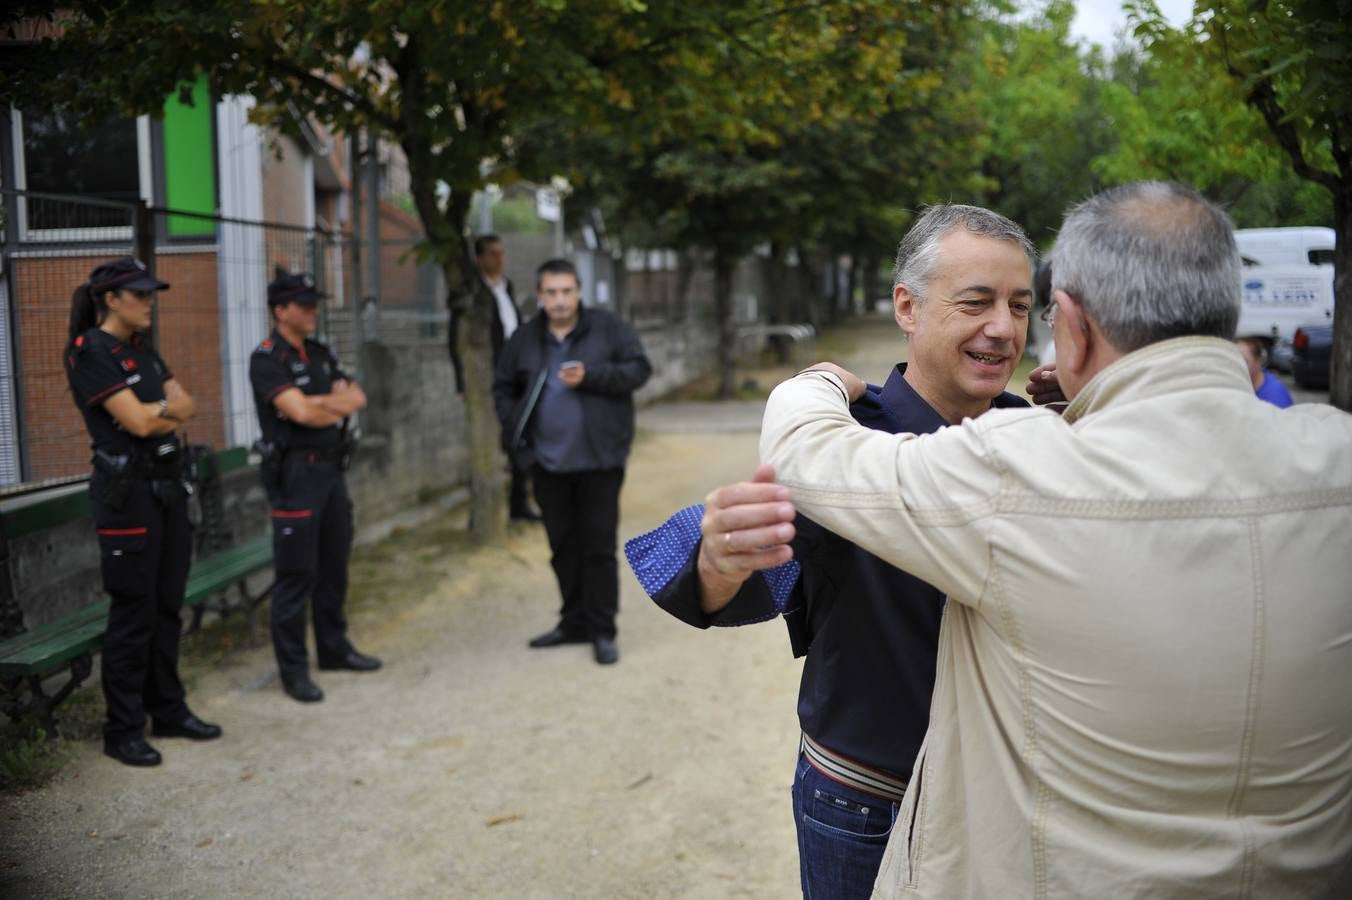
[87, 383, 129, 406]
[270, 509, 312, 518]
[264, 384, 294, 402]
[97, 527, 148, 535]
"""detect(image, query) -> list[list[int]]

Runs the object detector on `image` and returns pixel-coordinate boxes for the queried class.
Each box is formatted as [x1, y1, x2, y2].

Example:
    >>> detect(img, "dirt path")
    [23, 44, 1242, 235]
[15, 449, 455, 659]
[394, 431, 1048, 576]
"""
[0, 316, 909, 899]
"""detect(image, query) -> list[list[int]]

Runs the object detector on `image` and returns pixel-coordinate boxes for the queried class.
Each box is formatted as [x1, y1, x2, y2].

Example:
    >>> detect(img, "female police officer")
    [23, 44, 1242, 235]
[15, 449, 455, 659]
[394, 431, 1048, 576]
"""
[63, 257, 221, 767]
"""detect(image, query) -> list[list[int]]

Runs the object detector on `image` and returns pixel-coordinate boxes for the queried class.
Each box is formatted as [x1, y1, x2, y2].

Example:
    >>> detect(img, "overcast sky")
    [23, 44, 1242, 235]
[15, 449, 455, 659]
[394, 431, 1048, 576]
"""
[1068, 0, 1194, 49]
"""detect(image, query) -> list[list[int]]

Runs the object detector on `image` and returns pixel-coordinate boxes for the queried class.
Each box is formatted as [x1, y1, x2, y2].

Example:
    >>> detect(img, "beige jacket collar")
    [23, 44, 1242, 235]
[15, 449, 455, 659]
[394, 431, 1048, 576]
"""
[1063, 335, 1251, 424]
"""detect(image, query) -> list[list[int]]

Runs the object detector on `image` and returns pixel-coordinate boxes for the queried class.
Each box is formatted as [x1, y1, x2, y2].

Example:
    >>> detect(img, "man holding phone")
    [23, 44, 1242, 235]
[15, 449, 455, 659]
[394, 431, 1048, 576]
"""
[493, 259, 652, 664]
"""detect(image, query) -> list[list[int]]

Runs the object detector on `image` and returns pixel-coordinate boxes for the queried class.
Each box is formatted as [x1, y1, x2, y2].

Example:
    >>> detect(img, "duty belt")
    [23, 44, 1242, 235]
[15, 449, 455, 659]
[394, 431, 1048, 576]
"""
[801, 732, 909, 804]
[94, 448, 183, 480]
[285, 444, 345, 464]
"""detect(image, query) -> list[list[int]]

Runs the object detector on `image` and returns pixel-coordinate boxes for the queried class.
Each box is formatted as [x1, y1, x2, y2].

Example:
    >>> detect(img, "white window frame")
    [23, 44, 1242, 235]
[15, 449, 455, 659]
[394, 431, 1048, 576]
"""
[8, 107, 154, 242]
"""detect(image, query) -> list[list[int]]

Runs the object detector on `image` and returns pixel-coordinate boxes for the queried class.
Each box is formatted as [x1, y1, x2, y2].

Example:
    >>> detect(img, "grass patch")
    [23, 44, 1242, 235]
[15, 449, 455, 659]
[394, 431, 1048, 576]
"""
[346, 506, 476, 615]
[0, 681, 103, 793]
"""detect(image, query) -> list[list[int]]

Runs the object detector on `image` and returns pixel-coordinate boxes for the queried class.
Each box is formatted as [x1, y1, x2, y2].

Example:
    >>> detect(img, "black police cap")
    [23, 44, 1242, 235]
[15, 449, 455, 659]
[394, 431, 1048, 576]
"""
[267, 273, 327, 306]
[89, 257, 169, 294]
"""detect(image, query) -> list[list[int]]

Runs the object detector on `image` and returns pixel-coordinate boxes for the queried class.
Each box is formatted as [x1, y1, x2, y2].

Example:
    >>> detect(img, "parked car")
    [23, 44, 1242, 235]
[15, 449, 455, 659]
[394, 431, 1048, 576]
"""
[1234, 227, 1335, 371]
[1291, 324, 1333, 390]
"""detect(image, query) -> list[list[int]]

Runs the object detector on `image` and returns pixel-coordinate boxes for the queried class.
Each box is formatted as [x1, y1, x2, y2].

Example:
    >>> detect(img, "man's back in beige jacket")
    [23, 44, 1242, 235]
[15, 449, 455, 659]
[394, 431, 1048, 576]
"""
[760, 182, 1352, 899]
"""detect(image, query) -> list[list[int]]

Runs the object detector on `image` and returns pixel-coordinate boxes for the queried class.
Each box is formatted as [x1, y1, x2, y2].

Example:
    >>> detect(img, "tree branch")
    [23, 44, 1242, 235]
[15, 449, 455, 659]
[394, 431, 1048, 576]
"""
[1330, 117, 1351, 184]
[266, 56, 402, 133]
[1216, 22, 1340, 193]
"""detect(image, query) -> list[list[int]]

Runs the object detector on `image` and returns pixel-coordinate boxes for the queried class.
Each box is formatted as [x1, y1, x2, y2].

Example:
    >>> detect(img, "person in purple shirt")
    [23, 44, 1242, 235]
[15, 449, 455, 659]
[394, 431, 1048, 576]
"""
[626, 206, 1036, 899]
[1236, 336, 1294, 408]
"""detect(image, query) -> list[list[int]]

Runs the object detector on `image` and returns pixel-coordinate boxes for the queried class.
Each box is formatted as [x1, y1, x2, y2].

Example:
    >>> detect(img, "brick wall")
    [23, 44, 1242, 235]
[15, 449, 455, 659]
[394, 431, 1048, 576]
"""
[152, 252, 227, 454]
[16, 251, 226, 482]
[15, 255, 111, 481]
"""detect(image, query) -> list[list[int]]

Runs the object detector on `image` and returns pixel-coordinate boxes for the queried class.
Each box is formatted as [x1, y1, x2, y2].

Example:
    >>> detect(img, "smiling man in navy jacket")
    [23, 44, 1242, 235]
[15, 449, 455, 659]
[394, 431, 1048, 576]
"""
[494, 258, 652, 665]
[626, 205, 1035, 899]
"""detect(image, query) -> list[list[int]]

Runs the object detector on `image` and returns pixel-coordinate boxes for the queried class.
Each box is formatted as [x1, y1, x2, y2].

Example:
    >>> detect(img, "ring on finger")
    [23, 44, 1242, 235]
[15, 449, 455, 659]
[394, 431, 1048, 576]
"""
[724, 532, 734, 552]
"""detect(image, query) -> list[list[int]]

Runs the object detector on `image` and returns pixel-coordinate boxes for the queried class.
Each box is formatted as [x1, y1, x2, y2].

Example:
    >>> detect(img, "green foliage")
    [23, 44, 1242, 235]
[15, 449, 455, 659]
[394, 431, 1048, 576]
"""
[1189, 0, 1352, 196]
[1226, 175, 1334, 227]
[969, 0, 1115, 248]
[1094, 0, 1340, 220]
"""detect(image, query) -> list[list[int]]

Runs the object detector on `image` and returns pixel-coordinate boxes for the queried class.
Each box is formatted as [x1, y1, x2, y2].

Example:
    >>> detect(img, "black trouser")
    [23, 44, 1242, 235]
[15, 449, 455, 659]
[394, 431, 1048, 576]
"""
[91, 470, 191, 741]
[531, 466, 624, 640]
[509, 462, 533, 516]
[269, 455, 355, 683]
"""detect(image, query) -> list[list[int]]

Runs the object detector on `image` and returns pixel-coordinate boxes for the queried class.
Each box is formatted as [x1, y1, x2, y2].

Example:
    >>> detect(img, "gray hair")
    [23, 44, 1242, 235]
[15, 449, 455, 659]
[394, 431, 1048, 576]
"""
[1050, 181, 1240, 352]
[892, 204, 1036, 301]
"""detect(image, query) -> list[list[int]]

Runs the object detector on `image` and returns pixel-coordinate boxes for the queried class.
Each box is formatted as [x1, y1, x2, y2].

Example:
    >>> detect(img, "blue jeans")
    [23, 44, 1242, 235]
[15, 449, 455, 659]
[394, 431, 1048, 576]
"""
[792, 753, 900, 900]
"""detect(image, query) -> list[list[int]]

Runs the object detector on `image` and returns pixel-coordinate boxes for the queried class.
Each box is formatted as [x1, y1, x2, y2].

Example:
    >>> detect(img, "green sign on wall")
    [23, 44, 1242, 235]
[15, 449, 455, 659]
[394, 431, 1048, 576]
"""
[162, 76, 216, 237]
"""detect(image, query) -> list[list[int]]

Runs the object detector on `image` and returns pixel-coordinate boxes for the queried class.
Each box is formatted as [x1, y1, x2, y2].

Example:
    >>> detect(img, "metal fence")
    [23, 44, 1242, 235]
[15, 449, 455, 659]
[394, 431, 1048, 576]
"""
[0, 188, 448, 494]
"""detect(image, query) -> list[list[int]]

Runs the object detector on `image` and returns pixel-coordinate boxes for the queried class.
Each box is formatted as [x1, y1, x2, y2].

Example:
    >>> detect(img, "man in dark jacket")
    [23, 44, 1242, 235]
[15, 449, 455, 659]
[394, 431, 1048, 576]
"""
[493, 258, 652, 664]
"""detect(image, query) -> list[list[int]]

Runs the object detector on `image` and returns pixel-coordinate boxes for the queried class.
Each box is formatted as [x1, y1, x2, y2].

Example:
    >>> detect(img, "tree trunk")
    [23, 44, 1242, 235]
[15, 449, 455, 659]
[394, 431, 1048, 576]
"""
[451, 272, 509, 543]
[862, 249, 883, 312]
[393, 37, 506, 544]
[714, 251, 737, 399]
[846, 252, 860, 316]
[796, 246, 823, 329]
[403, 163, 506, 544]
[1332, 190, 1352, 411]
[761, 245, 791, 364]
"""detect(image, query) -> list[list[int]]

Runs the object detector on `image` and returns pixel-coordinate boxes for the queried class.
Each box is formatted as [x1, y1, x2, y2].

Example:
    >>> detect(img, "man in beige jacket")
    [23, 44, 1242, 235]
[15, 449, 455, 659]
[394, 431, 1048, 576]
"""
[760, 181, 1352, 899]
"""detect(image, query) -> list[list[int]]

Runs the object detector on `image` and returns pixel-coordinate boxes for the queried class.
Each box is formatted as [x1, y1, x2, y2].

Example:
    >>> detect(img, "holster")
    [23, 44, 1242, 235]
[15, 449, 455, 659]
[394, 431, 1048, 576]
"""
[252, 439, 286, 500]
[149, 477, 187, 508]
[93, 450, 134, 512]
[339, 429, 359, 472]
[94, 440, 185, 510]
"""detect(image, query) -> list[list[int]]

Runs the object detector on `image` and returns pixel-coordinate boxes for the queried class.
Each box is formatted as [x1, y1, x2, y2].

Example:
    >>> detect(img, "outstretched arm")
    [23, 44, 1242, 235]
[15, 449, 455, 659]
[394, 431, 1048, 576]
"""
[625, 470, 803, 629]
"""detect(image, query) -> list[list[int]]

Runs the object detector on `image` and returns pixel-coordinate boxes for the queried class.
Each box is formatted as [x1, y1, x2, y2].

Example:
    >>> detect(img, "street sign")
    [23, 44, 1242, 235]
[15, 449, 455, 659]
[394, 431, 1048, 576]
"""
[535, 188, 560, 223]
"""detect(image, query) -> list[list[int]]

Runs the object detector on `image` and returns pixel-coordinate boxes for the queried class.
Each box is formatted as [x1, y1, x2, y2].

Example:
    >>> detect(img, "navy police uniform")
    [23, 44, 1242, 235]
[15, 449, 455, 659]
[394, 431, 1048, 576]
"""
[63, 263, 194, 749]
[248, 278, 365, 692]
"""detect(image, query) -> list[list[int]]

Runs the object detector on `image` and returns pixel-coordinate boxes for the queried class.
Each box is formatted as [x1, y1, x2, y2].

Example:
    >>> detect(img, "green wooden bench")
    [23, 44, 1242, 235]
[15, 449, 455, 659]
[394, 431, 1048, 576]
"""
[0, 448, 274, 738]
[183, 534, 275, 636]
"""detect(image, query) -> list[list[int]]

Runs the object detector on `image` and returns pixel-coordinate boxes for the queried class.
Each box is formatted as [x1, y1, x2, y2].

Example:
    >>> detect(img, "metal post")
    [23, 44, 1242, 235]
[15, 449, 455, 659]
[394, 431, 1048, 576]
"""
[364, 129, 381, 342]
[0, 117, 31, 480]
[135, 200, 159, 348]
[348, 131, 365, 374]
[478, 191, 493, 234]
[553, 205, 564, 257]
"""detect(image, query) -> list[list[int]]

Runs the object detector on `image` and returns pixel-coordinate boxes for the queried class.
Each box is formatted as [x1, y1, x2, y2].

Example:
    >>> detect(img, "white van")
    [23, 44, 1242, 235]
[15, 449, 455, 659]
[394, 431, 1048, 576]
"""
[1234, 227, 1335, 370]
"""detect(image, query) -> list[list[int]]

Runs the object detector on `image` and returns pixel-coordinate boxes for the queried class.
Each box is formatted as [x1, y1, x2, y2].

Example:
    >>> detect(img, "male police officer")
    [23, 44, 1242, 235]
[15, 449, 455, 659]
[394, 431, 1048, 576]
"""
[250, 273, 381, 703]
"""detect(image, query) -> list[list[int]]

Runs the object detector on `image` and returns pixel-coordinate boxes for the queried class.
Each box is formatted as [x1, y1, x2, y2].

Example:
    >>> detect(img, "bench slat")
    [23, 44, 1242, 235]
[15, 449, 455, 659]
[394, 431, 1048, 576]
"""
[183, 537, 273, 606]
[0, 602, 110, 658]
[0, 615, 107, 677]
[1, 536, 273, 678]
